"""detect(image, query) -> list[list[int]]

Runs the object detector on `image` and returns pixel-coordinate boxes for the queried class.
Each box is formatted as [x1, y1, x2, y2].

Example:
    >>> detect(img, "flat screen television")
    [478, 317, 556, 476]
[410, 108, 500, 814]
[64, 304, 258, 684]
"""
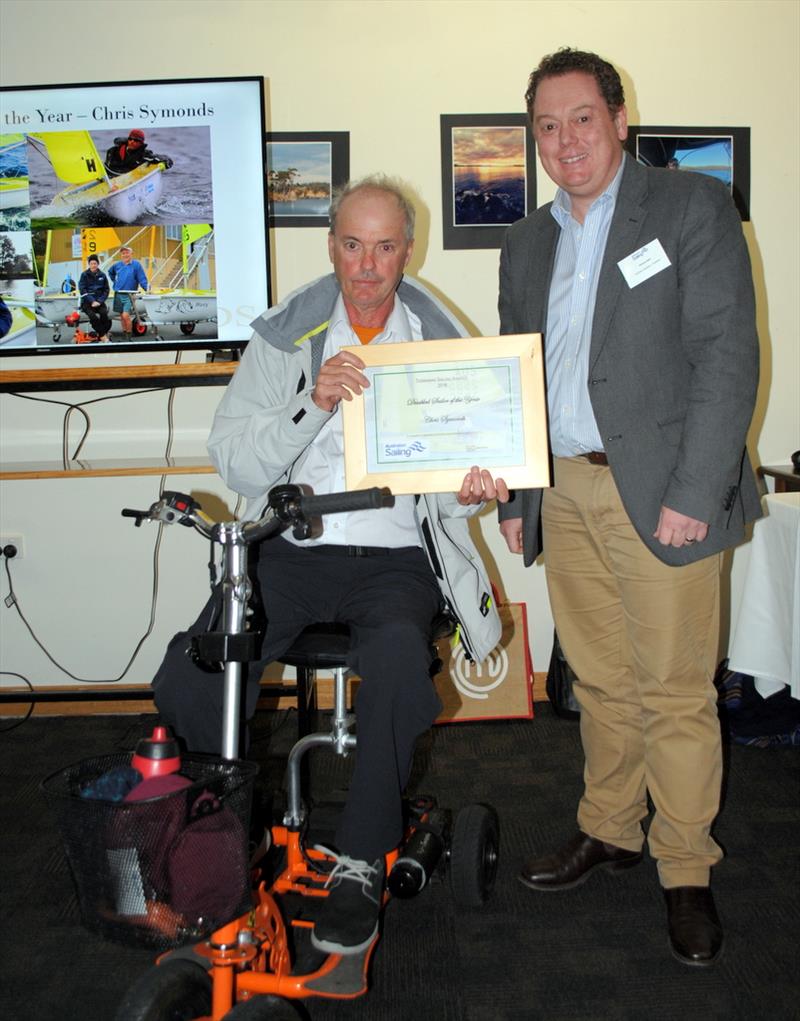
[0, 76, 270, 358]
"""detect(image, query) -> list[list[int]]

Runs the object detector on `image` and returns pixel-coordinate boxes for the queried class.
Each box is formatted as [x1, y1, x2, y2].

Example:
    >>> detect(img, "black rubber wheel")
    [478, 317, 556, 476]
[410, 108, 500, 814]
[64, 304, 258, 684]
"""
[448, 803, 499, 906]
[113, 959, 211, 1021]
[133, 317, 148, 336]
[223, 995, 307, 1020]
[179, 321, 196, 335]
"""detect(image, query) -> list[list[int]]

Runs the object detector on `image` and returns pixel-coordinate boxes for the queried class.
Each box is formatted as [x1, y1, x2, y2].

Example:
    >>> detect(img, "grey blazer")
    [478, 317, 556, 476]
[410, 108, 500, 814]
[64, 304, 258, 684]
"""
[498, 154, 761, 567]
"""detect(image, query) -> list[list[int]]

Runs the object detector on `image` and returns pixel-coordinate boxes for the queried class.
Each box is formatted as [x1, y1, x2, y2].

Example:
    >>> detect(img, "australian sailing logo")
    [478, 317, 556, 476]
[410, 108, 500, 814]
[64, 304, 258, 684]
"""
[384, 439, 426, 458]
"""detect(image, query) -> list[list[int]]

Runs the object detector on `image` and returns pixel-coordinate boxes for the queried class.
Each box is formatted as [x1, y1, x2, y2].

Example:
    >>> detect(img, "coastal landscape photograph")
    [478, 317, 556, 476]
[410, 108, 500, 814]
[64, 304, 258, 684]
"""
[265, 131, 349, 227]
[267, 140, 332, 218]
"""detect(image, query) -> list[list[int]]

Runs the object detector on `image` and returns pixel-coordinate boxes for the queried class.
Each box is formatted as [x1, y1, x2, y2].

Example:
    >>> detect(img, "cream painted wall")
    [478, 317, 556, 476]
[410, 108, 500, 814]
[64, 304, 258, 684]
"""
[1, 0, 798, 692]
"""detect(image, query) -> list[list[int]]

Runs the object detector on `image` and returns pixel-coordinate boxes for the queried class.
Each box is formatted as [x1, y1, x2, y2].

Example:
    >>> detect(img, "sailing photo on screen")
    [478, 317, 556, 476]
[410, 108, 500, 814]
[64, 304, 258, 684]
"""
[0, 76, 270, 356]
[26, 126, 213, 229]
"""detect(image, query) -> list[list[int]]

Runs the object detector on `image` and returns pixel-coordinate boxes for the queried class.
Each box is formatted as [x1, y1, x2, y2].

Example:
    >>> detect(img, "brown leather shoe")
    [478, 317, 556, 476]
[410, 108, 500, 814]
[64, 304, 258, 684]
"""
[519, 830, 643, 890]
[664, 886, 723, 966]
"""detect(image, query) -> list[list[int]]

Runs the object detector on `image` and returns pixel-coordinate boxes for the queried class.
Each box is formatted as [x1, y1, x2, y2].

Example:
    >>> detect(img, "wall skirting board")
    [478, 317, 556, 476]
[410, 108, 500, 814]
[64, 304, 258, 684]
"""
[0, 673, 548, 717]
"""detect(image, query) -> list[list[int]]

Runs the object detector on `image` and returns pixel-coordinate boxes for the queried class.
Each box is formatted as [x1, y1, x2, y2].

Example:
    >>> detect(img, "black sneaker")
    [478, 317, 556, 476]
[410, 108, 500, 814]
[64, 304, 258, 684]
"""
[310, 848, 385, 955]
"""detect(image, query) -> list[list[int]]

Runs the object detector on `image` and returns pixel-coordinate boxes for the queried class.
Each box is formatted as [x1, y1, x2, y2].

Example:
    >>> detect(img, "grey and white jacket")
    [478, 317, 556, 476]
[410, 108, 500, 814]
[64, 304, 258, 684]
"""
[208, 273, 501, 663]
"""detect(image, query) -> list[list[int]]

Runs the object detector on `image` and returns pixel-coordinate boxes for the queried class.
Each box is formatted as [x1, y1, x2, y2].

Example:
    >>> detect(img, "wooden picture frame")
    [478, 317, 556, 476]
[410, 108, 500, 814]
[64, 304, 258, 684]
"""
[340, 334, 550, 495]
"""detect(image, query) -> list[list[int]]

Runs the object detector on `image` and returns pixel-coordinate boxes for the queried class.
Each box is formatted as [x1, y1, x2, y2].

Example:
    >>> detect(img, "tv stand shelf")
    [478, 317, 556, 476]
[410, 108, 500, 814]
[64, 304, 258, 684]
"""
[0, 361, 238, 393]
[1, 362, 235, 477]
[0, 457, 216, 480]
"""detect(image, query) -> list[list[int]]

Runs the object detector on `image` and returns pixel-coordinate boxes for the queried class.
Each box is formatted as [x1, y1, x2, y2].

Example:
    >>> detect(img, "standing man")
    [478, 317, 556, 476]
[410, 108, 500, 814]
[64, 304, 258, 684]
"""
[156, 175, 508, 957]
[78, 255, 111, 342]
[108, 245, 148, 341]
[498, 49, 760, 966]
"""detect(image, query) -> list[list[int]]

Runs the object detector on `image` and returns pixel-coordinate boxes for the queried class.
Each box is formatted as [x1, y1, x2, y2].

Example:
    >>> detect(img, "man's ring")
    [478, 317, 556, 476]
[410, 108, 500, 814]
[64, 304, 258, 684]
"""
[685, 538, 695, 544]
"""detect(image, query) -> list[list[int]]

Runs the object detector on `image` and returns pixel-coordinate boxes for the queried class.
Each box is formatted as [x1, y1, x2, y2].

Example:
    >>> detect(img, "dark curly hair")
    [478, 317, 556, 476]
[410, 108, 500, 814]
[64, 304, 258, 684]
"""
[524, 48, 625, 120]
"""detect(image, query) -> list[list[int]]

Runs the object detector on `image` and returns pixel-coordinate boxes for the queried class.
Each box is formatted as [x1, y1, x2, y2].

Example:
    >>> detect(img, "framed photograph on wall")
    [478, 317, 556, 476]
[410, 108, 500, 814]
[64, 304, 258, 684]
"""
[440, 114, 536, 250]
[265, 131, 349, 227]
[624, 126, 750, 221]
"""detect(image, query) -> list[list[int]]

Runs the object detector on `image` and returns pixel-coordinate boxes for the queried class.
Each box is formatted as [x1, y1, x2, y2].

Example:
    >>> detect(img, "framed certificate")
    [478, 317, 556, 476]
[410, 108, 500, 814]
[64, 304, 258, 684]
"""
[340, 334, 550, 495]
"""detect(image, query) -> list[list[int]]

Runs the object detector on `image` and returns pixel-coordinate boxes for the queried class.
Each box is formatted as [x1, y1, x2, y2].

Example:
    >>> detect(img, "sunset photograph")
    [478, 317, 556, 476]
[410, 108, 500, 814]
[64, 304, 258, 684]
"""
[451, 125, 527, 226]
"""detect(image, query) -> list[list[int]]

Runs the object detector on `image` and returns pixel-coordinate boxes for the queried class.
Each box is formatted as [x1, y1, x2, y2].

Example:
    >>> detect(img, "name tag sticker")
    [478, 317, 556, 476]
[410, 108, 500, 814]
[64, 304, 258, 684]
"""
[617, 239, 671, 288]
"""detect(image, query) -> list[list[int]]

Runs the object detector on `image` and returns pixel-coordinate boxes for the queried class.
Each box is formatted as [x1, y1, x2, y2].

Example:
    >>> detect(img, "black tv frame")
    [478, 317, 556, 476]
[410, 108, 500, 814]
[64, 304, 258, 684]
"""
[0, 76, 271, 363]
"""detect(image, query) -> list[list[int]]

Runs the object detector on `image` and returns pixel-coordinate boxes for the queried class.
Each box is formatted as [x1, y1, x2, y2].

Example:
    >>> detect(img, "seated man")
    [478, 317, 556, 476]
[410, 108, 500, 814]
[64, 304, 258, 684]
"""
[78, 255, 111, 341]
[104, 128, 173, 176]
[155, 175, 507, 956]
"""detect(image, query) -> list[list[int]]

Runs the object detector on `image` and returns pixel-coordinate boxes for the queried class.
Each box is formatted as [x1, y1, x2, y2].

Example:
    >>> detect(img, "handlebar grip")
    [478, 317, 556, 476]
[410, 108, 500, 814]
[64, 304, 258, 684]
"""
[298, 487, 394, 517]
[121, 508, 144, 518]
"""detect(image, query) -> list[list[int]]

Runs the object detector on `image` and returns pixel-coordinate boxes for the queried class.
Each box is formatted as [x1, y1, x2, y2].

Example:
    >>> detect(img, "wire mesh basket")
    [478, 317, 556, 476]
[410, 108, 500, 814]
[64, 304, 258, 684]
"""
[42, 752, 258, 949]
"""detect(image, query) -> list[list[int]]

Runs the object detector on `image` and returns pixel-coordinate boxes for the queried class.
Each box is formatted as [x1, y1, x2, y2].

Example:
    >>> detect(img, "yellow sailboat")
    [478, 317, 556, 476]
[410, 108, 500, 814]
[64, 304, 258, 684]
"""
[28, 131, 166, 224]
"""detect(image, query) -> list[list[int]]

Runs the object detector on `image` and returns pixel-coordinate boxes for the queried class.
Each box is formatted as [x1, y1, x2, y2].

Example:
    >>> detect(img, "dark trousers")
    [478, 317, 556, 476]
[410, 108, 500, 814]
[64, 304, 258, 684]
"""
[154, 537, 443, 861]
[80, 299, 111, 337]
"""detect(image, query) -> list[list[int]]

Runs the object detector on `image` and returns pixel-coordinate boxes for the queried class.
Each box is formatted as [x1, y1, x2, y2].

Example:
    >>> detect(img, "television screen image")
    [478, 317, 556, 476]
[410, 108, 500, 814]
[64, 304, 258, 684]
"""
[0, 77, 270, 357]
[28, 224, 218, 347]
[0, 132, 30, 232]
[26, 126, 214, 229]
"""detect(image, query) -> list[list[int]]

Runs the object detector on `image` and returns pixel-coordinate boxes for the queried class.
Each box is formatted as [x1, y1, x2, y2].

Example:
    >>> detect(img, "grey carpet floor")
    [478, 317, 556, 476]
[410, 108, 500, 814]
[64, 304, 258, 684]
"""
[1, 706, 797, 1021]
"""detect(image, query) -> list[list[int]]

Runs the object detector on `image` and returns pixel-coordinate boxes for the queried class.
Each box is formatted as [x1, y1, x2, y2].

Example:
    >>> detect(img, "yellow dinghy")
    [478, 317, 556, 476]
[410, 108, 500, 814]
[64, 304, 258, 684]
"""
[28, 131, 166, 224]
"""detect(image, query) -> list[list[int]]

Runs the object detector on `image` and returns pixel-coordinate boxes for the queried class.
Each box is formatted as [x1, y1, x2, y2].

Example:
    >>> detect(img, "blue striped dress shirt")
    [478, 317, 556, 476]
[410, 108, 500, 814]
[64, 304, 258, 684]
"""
[545, 157, 625, 457]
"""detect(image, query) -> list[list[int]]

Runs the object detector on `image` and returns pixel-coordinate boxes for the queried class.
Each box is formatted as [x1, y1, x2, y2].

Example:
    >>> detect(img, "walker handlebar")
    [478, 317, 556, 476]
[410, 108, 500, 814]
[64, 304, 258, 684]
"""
[121, 485, 394, 541]
[288, 486, 394, 518]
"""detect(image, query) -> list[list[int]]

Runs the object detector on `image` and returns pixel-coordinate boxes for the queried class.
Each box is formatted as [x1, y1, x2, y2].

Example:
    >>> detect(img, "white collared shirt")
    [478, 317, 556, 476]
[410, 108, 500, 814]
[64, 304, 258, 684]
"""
[284, 292, 423, 549]
[545, 156, 625, 456]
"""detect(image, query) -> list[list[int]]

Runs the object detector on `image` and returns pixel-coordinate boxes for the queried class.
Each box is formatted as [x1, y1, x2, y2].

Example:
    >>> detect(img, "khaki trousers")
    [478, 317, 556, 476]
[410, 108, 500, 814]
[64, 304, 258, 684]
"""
[542, 457, 723, 888]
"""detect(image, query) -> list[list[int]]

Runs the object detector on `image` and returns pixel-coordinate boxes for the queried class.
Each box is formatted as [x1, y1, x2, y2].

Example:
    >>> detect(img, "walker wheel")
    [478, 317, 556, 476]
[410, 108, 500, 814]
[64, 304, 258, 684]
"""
[223, 994, 308, 1019]
[113, 959, 211, 1021]
[133, 317, 148, 336]
[180, 321, 196, 335]
[448, 803, 499, 906]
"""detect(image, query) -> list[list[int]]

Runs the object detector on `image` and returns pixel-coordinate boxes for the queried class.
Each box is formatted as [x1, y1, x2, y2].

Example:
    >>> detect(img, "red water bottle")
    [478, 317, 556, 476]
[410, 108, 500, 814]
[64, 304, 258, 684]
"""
[131, 726, 181, 779]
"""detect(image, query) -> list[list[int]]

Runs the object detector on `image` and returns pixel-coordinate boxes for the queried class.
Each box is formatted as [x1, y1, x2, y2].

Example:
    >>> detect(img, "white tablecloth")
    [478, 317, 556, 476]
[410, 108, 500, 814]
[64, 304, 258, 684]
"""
[728, 492, 800, 699]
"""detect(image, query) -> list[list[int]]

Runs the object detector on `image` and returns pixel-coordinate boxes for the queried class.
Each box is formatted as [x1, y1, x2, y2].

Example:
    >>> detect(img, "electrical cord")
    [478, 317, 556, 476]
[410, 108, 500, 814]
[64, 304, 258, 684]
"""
[9, 389, 170, 465]
[2, 523, 165, 683]
[1, 354, 232, 731]
[2, 369, 184, 686]
[0, 671, 34, 732]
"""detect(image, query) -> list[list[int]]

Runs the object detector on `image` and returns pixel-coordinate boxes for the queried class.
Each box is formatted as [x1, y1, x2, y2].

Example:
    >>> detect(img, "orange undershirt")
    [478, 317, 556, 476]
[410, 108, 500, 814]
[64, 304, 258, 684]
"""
[351, 324, 383, 345]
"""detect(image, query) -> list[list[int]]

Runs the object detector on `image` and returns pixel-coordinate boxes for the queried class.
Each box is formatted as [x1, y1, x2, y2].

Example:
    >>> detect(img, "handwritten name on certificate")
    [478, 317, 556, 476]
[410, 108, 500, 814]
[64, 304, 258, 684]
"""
[364, 360, 524, 471]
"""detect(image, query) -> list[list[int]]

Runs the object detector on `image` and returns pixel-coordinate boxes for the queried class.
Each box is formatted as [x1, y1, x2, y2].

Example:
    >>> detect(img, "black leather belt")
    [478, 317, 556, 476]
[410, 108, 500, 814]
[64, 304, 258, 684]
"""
[578, 451, 609, 466]
[306, 544, 419, 558]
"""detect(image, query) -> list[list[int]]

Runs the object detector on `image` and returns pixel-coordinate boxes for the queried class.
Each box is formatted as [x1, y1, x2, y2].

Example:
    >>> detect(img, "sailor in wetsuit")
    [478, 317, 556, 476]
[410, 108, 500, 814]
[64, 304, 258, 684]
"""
[104, 128, 173, 177]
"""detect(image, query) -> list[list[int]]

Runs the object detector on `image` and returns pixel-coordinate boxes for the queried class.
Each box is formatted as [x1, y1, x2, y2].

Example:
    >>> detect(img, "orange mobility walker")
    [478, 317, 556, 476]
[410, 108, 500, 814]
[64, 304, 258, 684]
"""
[114, 484, 499, 1020]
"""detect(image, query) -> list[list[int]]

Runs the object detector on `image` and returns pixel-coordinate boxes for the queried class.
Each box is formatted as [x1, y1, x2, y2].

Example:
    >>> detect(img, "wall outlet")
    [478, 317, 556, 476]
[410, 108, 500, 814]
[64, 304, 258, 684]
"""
[0, 535, 24, 559]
